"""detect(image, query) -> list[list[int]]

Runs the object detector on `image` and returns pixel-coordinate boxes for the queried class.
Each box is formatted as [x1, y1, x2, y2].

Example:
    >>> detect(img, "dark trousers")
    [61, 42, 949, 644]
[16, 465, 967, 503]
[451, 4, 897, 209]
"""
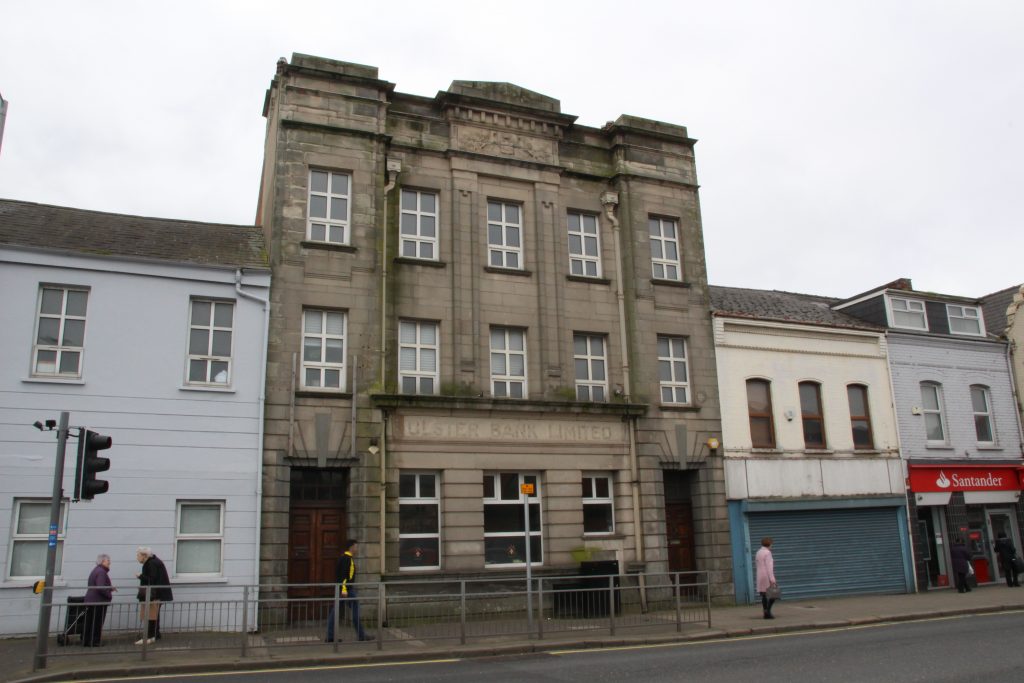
[955, 571, 971, 592]
[326, 587, 367, 641]
[760, 592, 776, 616]
[82, 604, 108, 646]
[1003, 561, 1021, 587]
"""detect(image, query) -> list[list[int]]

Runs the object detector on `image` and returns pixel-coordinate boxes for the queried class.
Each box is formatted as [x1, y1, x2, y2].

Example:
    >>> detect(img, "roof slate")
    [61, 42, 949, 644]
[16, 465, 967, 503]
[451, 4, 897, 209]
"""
[709, 285, 884, 331]
[0, 199, 267, 270]
[981, 284, 1022, 336]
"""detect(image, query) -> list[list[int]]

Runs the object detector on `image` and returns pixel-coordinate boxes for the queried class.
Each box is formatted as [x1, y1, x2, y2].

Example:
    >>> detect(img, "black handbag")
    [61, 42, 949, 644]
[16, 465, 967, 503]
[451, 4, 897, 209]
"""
[1012, 556, 1024, 573]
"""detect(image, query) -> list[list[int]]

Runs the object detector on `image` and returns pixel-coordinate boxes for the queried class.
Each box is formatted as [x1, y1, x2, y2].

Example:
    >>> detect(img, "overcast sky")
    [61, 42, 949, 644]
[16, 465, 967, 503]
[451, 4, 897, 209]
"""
[1, 1, 1021, 299]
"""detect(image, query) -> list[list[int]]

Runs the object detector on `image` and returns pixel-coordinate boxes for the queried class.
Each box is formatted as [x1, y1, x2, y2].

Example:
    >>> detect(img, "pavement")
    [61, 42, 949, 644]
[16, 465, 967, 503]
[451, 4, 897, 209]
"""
[5, 583, 1024, 683]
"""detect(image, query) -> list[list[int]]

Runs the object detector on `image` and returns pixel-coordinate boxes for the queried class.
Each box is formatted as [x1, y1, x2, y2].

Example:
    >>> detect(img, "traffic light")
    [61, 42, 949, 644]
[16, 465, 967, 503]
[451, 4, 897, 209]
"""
[75, 429, 112, 500]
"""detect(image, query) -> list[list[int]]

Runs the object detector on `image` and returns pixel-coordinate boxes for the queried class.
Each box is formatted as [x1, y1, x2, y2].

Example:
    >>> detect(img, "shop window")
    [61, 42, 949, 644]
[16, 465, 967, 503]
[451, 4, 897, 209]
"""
[483, 472, 541, 566]
[399, 472, 440, 570]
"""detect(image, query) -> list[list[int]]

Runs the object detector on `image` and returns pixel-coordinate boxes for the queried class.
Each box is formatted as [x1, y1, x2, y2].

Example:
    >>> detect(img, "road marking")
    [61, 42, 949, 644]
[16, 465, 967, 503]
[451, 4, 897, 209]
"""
[58, 658, 462, 683]
[549, 609, 1024, 655]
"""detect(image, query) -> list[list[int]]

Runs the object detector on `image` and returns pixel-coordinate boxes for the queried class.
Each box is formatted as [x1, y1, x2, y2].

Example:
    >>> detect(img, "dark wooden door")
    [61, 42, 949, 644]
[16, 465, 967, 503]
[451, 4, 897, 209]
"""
[666, 501, 696, 578]
[288, 506, 345, 620]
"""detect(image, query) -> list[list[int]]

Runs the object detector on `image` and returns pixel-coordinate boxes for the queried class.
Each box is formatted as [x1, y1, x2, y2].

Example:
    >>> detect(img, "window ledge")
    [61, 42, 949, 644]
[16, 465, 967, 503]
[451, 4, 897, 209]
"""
[180, 384, 235, 394]
[750, 448, 783, 454]
[566, 274, 611, 285]
[296, 390, 354, 399]
[301, 240, 357, 253]
[803, 449, 835, 455]
[650, 278, 691, 289]
[22, 377, 85, 385]
[170, 576, 228, 585]
[659, 403, 700, 412]
[394, 256, 446, 268]
[484, 266, 532, 277]
[976, 445, 1004, 451]
[925, 444, 955, 450]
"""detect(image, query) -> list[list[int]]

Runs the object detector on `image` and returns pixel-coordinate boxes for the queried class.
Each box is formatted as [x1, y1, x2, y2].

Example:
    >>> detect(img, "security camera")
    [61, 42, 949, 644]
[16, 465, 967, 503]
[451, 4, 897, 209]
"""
[45, 419, 56, 429]
[33, 421, 44, 431]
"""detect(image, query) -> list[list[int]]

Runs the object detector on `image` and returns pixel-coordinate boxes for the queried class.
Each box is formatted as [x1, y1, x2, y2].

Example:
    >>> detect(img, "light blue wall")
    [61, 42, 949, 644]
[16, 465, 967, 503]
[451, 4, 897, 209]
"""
[0, 248, 269, 634]
[888, 333, 1023, 460]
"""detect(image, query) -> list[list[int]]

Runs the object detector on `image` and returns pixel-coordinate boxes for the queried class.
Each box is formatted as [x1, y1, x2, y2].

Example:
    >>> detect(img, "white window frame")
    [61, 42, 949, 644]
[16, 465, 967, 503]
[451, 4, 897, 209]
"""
[400, 189, 439, 260]
[490, 327, 527, 399]
[483, 472, 542, 567]
[399, 320, 439, 395]
[920, 382, 948, 444]
[574, 333, 608, 401]
[32, 286, 88, 379]
[947, 304, 985, 336]
[582, 473, 615, 535]
[888, 296, 928, 331]
[398, 472, 441, 571]
[971, 385, 995, 445]
[487, 201, 523, 270]
[186, 299, 234, 386]
[301, 309, 347, 391]
[7, 499, 67, 579]
[307, 168, 351, 245]
[657, 335, 691, 405]
[174, 501, 224, 577]
[649, 217, 682, 281]
[567, 212, 601, 278]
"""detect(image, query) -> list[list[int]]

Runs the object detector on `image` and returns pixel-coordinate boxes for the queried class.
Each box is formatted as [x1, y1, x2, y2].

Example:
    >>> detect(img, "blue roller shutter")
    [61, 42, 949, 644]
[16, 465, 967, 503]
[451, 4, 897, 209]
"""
[748, 507, 906, 600]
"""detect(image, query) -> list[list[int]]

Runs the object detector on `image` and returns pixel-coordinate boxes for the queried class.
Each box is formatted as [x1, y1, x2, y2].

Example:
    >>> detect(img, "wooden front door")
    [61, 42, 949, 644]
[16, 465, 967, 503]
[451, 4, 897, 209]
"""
[288, 505, 346, 621]
[665, 501, 697, 577]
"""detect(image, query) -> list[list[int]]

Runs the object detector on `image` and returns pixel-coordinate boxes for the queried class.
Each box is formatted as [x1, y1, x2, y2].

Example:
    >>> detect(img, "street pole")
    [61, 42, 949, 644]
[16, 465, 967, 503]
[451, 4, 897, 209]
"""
[33, 411, 70, 671]
[522, 483, 533, 633]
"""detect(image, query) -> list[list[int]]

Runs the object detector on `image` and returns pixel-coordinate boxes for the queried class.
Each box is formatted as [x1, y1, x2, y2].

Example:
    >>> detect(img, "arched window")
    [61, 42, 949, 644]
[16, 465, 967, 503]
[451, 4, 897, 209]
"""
[746, 379, 776, 449]
[920, 382, 946, 444]
[970, 385, 994, 444]
[847, 384, 874, 450]
[799, 381, 826, 449]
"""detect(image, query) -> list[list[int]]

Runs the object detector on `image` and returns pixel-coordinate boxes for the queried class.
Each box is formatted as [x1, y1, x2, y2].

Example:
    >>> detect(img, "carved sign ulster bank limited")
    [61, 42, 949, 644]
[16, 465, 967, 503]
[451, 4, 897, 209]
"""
[400, 416, 624, 444]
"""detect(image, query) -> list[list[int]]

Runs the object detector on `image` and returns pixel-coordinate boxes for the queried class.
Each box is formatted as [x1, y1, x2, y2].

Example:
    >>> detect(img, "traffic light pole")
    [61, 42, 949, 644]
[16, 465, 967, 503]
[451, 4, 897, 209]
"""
[33, 411, 70, 671]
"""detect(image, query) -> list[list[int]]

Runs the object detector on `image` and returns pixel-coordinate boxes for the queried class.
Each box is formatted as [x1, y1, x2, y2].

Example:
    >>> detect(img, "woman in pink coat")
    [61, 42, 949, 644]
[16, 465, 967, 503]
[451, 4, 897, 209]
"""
[755, 537, 777, 619]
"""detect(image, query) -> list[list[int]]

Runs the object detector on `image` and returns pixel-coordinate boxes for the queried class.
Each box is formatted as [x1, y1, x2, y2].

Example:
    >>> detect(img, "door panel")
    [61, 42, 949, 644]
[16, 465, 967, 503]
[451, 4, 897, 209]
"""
[288, 506, 345, 622]
[666, 501, 696, 574]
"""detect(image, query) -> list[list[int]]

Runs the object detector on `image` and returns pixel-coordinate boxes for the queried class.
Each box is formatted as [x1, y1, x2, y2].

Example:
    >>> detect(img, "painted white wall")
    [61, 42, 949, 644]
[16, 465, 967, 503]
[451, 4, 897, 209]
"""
[715, 317, 902, 500]
[0, 247, 269, 634]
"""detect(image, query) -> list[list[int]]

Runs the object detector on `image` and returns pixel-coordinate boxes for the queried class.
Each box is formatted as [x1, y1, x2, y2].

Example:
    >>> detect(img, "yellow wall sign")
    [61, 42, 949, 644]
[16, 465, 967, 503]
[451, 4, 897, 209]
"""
[520, 483, 535, 495]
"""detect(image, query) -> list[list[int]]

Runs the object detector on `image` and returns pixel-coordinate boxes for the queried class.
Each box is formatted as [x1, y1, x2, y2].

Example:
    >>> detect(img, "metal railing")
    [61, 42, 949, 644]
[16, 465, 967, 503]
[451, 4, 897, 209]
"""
[29, 570, 710, 669]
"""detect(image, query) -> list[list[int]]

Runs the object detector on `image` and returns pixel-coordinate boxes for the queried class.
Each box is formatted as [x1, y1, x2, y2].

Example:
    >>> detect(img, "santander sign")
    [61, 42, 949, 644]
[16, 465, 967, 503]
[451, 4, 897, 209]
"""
[910, 465, 1021, 493]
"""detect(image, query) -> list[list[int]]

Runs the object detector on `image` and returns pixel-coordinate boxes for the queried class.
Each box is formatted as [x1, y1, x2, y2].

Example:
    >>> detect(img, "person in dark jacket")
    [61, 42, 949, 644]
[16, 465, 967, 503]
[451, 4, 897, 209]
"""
[950, 538, 972, 593]
[326, 539, 372, 642]
[994, 532, 1021, 587]
[135, 547, 173, 644]
[83, 554, 115, 646]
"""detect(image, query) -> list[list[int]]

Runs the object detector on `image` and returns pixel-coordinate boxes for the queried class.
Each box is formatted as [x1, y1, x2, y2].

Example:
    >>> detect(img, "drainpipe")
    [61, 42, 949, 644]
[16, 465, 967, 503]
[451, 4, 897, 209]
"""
[380, 158, 400, 576]
[882, 332, 918, 593]
[601, 192, 645, 577]
[1005, 340, 1024, 453]
[235, 269, 270, 619]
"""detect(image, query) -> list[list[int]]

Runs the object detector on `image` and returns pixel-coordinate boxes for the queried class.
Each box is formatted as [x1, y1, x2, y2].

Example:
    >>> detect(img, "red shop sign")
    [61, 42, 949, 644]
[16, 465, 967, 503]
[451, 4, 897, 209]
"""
[908, 465, 1022, 493]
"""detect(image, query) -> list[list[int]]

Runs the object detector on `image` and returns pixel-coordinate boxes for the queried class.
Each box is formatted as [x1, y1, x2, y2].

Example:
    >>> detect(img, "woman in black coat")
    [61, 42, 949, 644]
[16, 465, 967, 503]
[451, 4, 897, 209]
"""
[949, 539, 972, 594]
[994, 533, 1021, 587]
[135, 546, 173, 644]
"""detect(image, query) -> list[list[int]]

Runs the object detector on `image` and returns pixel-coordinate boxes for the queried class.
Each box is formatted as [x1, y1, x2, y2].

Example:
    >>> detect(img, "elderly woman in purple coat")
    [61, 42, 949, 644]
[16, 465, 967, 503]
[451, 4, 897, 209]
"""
[83, 554, 115, 646]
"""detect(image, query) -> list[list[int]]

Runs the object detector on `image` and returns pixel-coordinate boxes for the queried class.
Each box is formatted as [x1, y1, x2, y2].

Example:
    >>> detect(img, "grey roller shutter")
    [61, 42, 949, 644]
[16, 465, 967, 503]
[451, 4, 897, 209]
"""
[748, 507, 906, 600]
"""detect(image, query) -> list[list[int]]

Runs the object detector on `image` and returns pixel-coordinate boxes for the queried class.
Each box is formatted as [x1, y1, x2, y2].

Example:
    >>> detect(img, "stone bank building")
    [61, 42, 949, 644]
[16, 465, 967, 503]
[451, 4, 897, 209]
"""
[255, 55, 730, 600]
